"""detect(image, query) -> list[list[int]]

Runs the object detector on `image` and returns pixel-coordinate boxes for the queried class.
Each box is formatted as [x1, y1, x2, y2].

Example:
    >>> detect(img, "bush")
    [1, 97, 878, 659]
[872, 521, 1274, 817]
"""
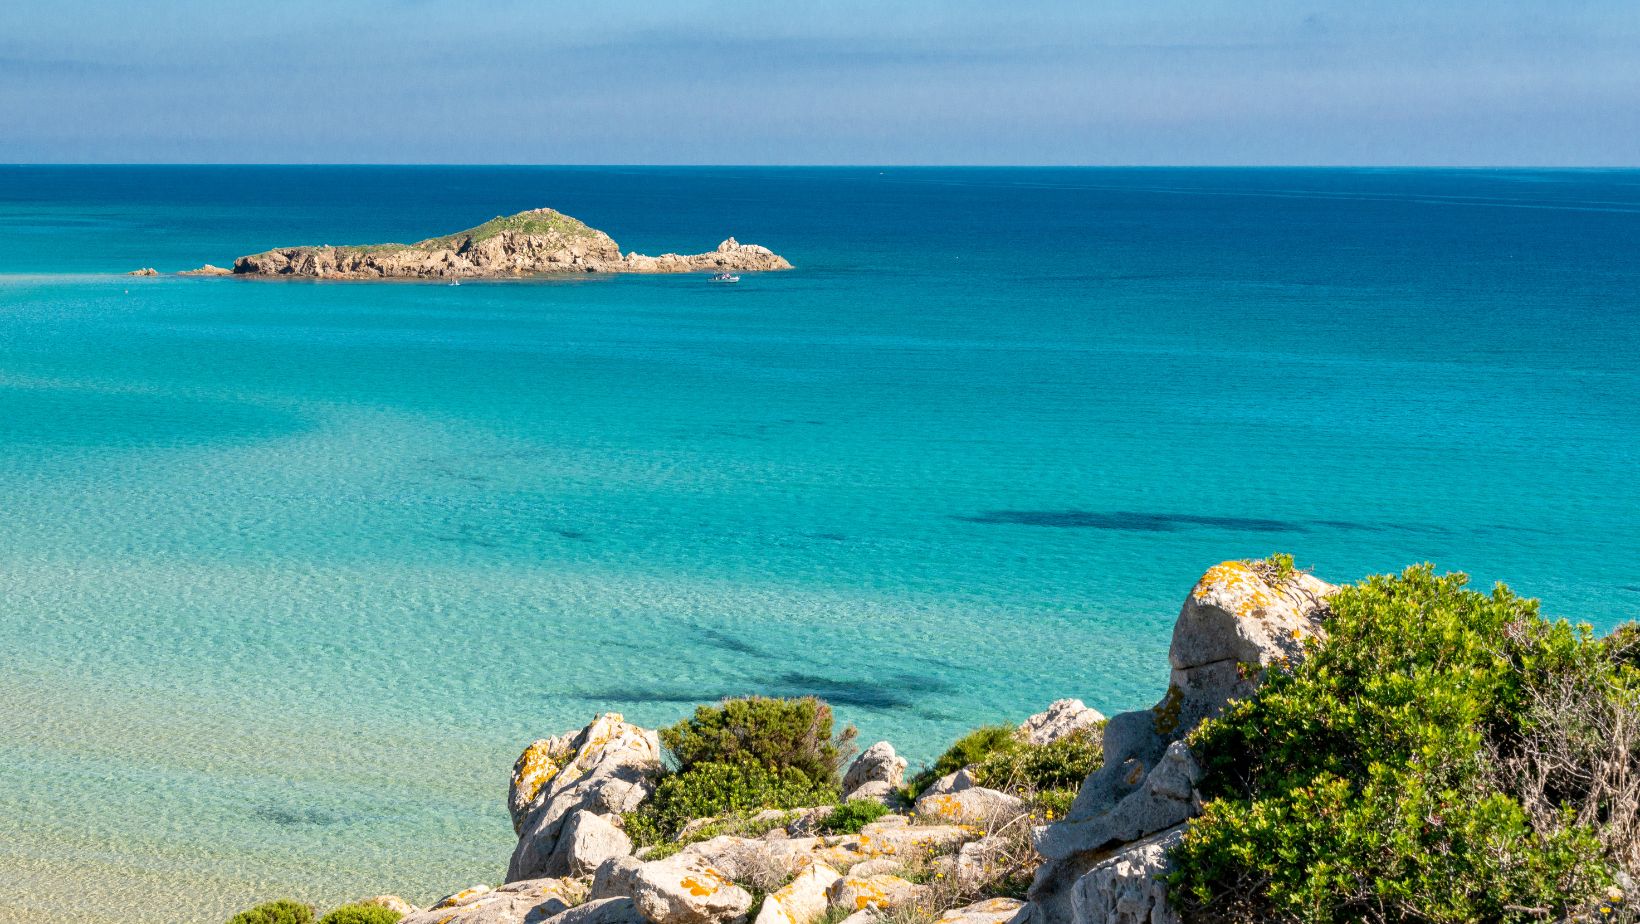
[908, 725, 1019, 794]
[663, 696, 857, 786]
[972, 724, 1103, 795]
[625, 761, 839, 846]
[317, 905, 402, 924]
[227, 900, 314, 924]
[818, 798, 893, 834]
[1173, 565, 1626, 923]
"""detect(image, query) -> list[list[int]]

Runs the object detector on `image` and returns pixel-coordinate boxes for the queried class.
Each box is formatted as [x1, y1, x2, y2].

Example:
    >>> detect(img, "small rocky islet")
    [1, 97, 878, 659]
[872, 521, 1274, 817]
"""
[137, 208, 792, 280]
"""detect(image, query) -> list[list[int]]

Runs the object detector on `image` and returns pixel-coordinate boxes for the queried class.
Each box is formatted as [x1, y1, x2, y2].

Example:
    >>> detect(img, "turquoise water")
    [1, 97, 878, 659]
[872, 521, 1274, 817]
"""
[2, 167, 1638, 922]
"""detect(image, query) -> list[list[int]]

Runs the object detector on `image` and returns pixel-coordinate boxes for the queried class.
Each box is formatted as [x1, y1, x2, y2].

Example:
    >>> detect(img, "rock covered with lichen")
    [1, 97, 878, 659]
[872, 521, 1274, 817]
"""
[1027, 559, 1337, 924]
[508, 713, 663, 881]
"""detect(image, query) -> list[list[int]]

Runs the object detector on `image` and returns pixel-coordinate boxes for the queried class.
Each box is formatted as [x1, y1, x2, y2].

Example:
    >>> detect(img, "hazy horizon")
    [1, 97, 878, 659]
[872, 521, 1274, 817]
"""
[4, 1, 1637, 167]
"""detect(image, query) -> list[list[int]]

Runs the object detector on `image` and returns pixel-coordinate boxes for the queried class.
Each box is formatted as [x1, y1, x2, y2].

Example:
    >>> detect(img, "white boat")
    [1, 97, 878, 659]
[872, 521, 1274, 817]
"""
[711, 272, 740, 284]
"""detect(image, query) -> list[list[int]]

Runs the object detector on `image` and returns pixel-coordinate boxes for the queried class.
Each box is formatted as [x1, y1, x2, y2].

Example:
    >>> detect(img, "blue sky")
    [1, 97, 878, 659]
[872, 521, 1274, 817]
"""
[2, 1, 1635, 165]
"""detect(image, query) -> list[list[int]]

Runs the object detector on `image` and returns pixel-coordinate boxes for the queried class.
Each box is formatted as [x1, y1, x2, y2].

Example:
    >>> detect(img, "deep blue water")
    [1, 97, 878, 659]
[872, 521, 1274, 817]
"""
[1, 166, 1637, 922]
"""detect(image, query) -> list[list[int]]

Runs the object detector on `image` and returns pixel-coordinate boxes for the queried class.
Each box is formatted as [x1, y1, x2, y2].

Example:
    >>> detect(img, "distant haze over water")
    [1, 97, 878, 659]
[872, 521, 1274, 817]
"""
[1, 166, 1637, 922]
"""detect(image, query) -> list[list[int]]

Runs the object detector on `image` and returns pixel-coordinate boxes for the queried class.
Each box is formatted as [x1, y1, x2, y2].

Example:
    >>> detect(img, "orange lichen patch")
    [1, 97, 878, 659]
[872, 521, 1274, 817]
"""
[1192, 560, 1274, 618]
[432, 886, 491, 910]
[679, 866, 731, 898]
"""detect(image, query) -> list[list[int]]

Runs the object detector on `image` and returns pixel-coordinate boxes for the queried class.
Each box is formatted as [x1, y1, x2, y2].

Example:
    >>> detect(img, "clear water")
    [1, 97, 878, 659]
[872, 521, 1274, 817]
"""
[2, 167, 1637, 923]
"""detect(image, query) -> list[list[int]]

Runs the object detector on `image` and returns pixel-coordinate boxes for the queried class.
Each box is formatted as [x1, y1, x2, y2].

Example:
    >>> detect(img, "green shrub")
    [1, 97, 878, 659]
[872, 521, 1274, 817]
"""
[908, 725, 1019, 794]
[227, 900, 314, 924]
[818, 798, 892, 834]
[663, 696, 857, 786]
[625, 761, 839, 846]
[317, 905, 402, 924]
[972, 724, 1103, 794]
[1173, 565, 1623, 923]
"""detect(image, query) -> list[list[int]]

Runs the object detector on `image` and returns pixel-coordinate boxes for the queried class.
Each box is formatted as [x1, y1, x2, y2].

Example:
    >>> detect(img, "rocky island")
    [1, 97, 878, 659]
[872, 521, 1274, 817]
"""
[219, 208, 792, 280]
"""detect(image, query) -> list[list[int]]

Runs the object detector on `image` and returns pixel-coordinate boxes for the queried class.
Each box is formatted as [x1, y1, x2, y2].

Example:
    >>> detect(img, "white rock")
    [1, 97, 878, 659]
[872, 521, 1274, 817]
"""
[546, 897, 648, 924]
[825, 874, 916, 913]
[401, 878, 586, 924]
[1069, 825, 1184, 924]
[844, 742, 908, 794]
[923, 767, 978, 798]
[754, 861, 842, 924]
[915, 787, 1026, 826]
[509, 713, 663, 881]
[564, 809, 634, 876]
[1018, 700, 1105, 746]
[631, 856, 753, 924]
[591, 855, 644, 900]
[933, 898, 1027, 924]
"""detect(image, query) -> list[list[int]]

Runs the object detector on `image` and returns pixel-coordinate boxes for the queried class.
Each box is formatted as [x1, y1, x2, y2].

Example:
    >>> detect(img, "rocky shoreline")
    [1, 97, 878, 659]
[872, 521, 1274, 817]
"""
[137, 208, 793, 280]
[255, 560, 1330, 924]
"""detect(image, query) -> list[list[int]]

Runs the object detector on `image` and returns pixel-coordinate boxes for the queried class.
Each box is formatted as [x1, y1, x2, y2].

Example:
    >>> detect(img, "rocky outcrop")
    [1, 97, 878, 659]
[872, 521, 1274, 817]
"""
[1027, 560, 1336, 924]
[224, 209, 792, 279]
[179, 264, 233, 276]
[1068, 826, 1183, 924]
[563, 809, 635, 876]
[1019, 700, 1105, 746]
[827, 874, 916, 913]
[915, 787, 1026, 826]
[508, 713, 661, 882]
[934, 898, 1027, 924]
[126, 267, 158, 276]
[844, 742, 908, 805]
[631, 855, 753, 924]
[400, 878, 585, 924]
[753, 860, 841, 924]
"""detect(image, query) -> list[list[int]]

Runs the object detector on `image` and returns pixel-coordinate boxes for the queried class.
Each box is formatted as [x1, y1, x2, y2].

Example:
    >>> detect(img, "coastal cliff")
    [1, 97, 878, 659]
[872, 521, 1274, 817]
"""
[225, 209, 792, 279]
[225, 560, 1638, 924]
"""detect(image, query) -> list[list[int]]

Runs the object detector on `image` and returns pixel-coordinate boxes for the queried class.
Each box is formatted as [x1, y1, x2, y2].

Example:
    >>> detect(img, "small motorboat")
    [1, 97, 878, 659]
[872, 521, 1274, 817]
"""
[447, 279, 461, 287]
[711, 272, 740, 284]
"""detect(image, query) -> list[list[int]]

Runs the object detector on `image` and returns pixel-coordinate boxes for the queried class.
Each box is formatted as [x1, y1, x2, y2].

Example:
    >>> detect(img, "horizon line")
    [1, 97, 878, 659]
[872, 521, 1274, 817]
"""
[4, 162, 1640, 171]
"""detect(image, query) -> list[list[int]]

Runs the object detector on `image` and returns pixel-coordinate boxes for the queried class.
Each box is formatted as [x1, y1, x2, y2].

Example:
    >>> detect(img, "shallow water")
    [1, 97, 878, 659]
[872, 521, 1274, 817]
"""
[1, 166, 1637, 922]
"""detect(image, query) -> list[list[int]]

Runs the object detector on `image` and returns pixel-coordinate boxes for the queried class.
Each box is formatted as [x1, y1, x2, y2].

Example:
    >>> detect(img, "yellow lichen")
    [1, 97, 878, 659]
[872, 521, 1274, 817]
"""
[1193, 560, 1273, 618]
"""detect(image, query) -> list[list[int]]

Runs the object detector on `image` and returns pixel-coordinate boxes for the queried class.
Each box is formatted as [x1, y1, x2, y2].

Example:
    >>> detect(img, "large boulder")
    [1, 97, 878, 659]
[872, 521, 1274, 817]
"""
[631, 855, 753, 924]
[754, 860, 842, 924]
[400, 878, 586, 924]
[915, 787, 1025, 826]
[923, 767, 978, 798]
[1068, 825, 1184, 924]
[933, 898, 1026, 924]
[591, 855, 645, 900]
[563, 809, 634, 876]
[826, 874, 916, 913]
[548, 898, 648, 924]
[843, 742, 907, 800]
[508, 713, 663, 881]
[1027, 561, 1335, 924]
[1018, 700, 1105, 746]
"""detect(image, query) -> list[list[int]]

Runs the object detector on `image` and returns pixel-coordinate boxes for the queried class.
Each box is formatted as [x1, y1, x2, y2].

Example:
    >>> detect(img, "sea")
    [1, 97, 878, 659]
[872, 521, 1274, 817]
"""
[1, 166, 1636, 922]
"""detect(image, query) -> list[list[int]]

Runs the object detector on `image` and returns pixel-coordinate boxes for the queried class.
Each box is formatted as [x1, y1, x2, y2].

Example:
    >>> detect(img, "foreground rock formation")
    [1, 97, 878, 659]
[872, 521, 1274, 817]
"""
[1027, 560, 1336, 924]
[297, 559, 1337, 924]
[221, 209, 792, 279]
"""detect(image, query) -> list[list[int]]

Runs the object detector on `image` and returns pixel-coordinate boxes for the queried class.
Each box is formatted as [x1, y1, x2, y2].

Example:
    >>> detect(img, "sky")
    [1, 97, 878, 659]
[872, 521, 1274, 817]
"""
[1, 1, 1636, 165]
